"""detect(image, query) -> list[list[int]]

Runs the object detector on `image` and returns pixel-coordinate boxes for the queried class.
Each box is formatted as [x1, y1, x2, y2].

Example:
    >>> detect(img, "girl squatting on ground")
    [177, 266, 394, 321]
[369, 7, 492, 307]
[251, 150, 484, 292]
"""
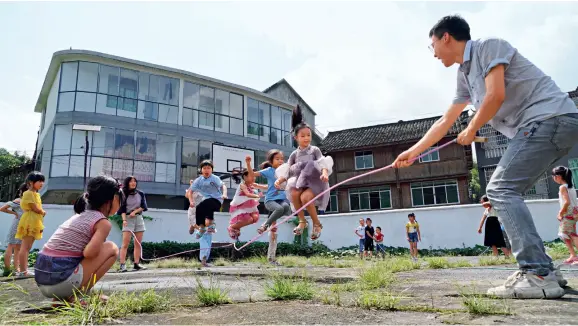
[227, 168, 266, 240]
[15, 171, 46, 277]
[0, 183, 28, 276]
[34, 176, 120, 305]
[275, 105, 333, 240]
[118, 176, 149, 273]
[552, 166, 578, 265]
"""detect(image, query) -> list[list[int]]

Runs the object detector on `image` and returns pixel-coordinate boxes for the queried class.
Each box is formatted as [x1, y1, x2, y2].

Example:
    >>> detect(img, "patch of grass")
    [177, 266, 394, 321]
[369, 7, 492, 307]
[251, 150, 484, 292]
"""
[56, 289, 170, 325]
[330, 281, 359, 293]
[358, 264, 396, 290]
[195, 277, 232, 306]
[243, 256, 269, 265]
[277, 255, 308, 268]
[546, 241, 569, 260]
[355, 292, 399, 310]
[477, 256, 515, 266]
[380, 258, 421, 273]
[461, 295, 511, 315]
[397, 305, 464, 314]
[309, 256, 359, 268]
[213, 258, 230, 266]
[451, 259, 473, 268]
[148, 258, 200, 269]
[425, 257, 451, 269]
[264, 275, 315, 300]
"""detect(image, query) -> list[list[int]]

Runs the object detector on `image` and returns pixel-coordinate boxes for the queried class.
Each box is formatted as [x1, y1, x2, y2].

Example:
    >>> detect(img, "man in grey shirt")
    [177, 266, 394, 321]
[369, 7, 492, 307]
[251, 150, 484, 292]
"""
[394, 15, 578, 299]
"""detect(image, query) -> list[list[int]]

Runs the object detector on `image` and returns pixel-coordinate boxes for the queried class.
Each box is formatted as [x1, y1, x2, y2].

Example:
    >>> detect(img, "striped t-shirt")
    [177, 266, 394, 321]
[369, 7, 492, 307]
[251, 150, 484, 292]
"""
[41, 210, 108, 257]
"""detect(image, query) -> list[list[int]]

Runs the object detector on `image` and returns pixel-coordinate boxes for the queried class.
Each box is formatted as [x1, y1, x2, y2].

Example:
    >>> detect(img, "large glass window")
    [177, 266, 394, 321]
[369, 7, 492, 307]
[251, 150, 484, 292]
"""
[349, 187, 391, 211]
[181, 137, 199, 184]
[411, 180, 459, 206]
[248, 97, 292, 146]
[52, 125, 179, 183]
[182, 81, 244, 134]
[56, 61, 179, 124]
[419, 145, 440, 163]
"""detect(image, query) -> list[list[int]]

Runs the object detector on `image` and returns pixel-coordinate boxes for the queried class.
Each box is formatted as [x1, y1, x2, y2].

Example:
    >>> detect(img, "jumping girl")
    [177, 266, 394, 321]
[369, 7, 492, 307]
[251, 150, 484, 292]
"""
[189, 160, 228, 239]
[227, 168, 266, 240]
[118, 176, 148, 273]
[15, 171, 46, 277]
[478, 195, 511, 259]
[245, 151, 289, 234]
[34, 175, 120, 304]
[186, 180, 204, 235]
[275, 105, 333, 240]
[1, 183, 27, 276]
[552, 166, 578, 264]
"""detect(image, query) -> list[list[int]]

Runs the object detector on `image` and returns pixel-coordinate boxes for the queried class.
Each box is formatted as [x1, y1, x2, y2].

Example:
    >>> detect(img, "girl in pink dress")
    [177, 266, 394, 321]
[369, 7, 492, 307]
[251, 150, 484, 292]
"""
[227, 169, 267, 240]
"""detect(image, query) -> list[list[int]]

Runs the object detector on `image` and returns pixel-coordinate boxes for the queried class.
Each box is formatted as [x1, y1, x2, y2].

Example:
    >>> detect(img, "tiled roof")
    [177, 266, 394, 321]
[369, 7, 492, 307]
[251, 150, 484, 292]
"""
[569, 87, 578, 107]
[320, 112, 469, 152]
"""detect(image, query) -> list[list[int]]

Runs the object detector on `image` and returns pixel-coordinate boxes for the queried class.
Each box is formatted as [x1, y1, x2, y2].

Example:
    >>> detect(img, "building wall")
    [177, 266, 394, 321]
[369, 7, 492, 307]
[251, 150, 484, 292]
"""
[2, 199, 563, 251]
[264, 82, 316, 128]
[37, 59, 313, 204]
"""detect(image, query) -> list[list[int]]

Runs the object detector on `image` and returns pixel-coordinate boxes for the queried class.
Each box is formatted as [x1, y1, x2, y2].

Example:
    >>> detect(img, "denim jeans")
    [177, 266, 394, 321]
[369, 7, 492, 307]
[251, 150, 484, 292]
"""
[486, 113, 578, 276]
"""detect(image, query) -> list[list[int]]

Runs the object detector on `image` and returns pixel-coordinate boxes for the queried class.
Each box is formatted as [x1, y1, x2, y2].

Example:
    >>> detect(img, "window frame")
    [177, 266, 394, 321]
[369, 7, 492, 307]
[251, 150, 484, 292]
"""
[410, 180, 460, 207]
[348, 186, 392, 211]
[354, 151, 374, 170]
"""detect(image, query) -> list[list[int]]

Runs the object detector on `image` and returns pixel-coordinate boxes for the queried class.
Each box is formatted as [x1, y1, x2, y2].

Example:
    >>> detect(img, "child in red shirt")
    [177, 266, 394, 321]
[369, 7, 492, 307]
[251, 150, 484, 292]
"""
[375, 226, 385, 259]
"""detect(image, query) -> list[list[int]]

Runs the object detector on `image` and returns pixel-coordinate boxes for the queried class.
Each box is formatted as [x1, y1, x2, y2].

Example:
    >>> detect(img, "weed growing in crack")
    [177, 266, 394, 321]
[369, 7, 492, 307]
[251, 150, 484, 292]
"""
[425, 257, 451, 269]
[355, 292, 399, 310]
[458, 286, 511, 315]
[478, 256, 516, 266]
[56, 289, 170, 325]
[264, 274, 315, 300]
[277, 256, 308, 268]
[195, 276, 232, 306]
[358, 264, 396, 290]
[451, 259, 473, 268]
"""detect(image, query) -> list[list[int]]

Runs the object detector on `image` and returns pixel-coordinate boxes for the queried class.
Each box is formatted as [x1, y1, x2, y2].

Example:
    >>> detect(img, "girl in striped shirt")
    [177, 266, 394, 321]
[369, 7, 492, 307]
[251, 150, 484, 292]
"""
[34, 176, 121, 304]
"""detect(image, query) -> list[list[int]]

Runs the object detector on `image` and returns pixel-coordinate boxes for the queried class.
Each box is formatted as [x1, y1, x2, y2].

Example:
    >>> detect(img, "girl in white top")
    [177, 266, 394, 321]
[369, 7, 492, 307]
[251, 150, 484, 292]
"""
[552, 166, 578, 264]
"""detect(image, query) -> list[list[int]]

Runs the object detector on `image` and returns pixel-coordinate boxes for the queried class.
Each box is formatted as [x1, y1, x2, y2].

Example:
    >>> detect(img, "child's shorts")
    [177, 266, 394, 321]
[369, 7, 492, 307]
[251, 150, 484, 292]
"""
[558, 216, 578, 240]
[122, 214, 146, 233]
[376, 243, 385, 253]
[35, 254, 83, 299]
[408, 232, 418, 243]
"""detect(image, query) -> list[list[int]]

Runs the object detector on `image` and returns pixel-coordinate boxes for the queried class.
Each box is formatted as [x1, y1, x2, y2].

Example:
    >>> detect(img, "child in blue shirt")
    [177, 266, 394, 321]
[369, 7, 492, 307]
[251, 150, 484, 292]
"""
[190, 160, 228, 239]
[246, 150, 290, 235]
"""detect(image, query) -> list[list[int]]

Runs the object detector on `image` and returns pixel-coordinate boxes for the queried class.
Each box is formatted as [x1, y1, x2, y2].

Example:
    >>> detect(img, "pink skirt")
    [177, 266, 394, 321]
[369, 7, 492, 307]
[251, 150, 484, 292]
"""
[230, 199, 259, 225]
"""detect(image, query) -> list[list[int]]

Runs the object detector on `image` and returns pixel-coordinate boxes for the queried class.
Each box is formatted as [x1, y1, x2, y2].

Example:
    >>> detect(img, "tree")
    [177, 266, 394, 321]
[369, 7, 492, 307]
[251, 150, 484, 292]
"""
[0, 148, 30, 172]
[469, 162, 481, 202]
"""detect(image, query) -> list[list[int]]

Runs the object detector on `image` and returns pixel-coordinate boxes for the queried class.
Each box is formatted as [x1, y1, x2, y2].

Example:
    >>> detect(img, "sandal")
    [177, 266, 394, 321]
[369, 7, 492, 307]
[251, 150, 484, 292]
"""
[311, 224, 323, 240]
[564, 257, 578, 264]
[257, 223, 269, 235]
[227, 226, 240, 240]
[293, 221, 307, 235]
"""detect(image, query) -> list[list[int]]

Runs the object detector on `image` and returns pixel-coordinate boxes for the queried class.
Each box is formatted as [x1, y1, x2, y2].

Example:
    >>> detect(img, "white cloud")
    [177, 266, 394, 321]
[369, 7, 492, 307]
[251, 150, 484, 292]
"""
[1, 1, 577, 154]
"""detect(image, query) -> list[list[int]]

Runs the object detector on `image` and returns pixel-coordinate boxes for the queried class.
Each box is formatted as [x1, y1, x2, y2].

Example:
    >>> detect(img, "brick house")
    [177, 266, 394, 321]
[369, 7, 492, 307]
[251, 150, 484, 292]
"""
[475, 87, 578, 199]
[320, 112, 473, 213]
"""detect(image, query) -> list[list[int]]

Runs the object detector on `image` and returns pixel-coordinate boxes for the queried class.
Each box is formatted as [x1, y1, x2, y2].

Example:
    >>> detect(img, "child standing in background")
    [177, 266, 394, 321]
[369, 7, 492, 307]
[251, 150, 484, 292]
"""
[364, 218, 375, 258]
[355, 218, 366, 259]
[406, 213, 421, 262]
[478, 195, 511, 259]
[375, 226, 386, 259]
[1, 183, 28, 276]
[15, 172, 46, 277]
[552, 166, 578, 264]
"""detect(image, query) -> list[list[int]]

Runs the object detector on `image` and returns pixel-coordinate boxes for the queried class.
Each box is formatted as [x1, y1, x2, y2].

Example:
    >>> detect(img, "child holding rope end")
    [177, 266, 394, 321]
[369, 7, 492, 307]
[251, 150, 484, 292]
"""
[275, 105, 333, 240]
[552, 166, 578, 265]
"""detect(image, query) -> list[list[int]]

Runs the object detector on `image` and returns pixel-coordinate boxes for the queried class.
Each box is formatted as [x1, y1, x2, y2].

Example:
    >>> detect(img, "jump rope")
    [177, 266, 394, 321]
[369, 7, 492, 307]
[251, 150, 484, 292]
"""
[128, 136, 491, 262]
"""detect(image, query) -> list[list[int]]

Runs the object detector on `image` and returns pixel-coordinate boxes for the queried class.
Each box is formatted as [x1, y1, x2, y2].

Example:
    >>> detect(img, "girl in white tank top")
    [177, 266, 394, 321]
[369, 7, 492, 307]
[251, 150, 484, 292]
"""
[552, 166, 578, 264]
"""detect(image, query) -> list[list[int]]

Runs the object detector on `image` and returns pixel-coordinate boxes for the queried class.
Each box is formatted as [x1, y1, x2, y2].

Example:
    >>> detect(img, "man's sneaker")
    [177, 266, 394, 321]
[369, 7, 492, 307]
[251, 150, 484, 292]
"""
[118, 264, 127, 273]
[554, 269, 568, 287]
[133, 263, 147, 271]
[487, 271, 565, 299]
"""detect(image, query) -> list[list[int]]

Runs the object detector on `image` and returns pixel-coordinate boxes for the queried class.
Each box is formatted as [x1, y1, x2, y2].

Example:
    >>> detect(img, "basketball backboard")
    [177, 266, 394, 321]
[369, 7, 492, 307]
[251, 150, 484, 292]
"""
[212, 144, 255, 190]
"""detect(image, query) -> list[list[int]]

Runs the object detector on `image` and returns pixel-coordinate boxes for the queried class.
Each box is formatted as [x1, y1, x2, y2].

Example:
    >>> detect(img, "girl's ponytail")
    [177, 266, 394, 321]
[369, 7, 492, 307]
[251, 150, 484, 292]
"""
[74, 193, 88, 214]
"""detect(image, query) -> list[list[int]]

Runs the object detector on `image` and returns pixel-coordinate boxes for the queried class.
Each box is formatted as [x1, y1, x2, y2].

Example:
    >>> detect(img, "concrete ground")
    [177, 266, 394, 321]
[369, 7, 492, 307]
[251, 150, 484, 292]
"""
[3, 256, 578, 325]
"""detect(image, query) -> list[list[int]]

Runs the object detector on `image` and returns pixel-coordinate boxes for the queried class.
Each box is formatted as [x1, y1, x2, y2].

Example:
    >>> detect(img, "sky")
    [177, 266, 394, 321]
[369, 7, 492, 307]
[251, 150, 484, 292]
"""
[1, 1, 577, 156]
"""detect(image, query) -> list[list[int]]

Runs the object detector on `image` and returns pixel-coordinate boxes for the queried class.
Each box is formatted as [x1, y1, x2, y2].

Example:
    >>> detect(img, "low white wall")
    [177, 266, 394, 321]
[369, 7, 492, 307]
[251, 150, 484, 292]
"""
[0, 200, 561, 251]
